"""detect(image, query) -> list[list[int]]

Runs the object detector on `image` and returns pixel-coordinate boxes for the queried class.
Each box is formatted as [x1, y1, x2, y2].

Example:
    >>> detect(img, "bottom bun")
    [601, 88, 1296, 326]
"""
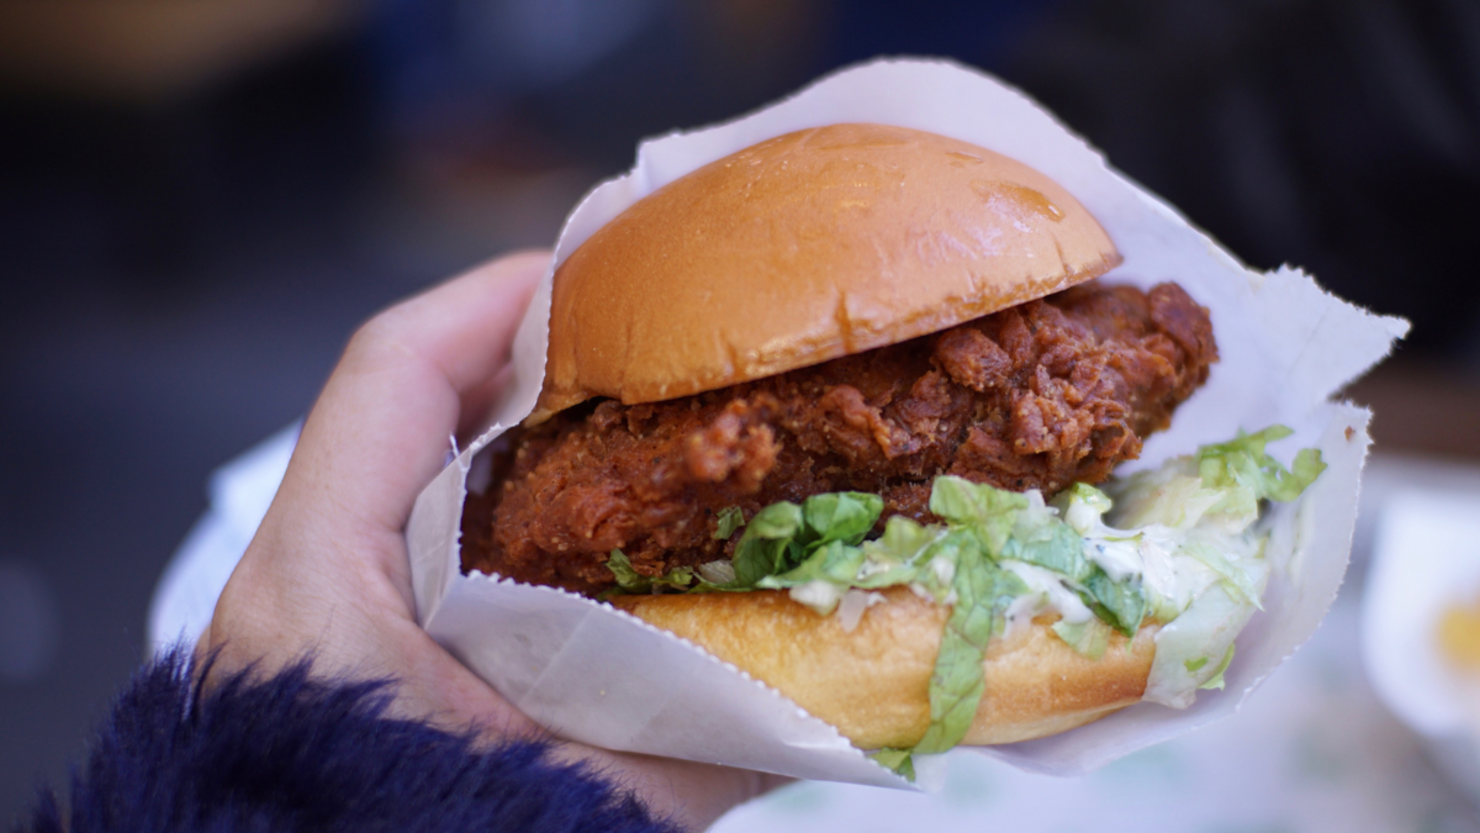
[611, 586, 1158, 749]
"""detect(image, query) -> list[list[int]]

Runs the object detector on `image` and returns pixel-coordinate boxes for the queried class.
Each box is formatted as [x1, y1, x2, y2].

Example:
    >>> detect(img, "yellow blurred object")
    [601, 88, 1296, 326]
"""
[1437, 601, 1480, 669]
[0, 0, 364, 101]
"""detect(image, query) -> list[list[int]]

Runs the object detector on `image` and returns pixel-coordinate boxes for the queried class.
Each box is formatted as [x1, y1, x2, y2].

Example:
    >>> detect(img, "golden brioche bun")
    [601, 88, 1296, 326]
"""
[531, 123, 1121, 423]
[612, 587, 1156, 749]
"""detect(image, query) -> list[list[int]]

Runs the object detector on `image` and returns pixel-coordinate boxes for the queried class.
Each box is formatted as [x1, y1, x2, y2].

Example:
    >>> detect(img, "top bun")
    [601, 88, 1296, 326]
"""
[532, 123, 1121, 422]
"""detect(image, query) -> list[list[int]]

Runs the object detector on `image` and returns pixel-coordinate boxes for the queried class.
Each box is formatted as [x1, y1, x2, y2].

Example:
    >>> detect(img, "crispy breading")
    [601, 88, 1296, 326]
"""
[462, 282, 1216, 595]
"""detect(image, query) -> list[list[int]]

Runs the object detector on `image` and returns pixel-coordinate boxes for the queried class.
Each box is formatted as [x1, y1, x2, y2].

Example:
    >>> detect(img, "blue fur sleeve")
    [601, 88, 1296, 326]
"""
[18, 650, 681, 833]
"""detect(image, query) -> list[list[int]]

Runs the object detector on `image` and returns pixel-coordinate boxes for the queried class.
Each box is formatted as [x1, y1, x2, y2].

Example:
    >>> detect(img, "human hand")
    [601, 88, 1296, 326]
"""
[204, 250, 784, 830]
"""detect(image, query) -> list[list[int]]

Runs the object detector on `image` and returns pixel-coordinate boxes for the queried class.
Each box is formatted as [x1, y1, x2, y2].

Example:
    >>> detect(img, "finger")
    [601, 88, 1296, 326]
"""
[277, 250, 547, 548]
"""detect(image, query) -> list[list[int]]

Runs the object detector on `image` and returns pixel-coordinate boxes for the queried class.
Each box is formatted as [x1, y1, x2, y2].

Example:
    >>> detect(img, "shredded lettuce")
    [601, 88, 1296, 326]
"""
[928, 475, 1025, 553]
[1080, 566, 1147, 638]
[1054, 617, 1113, 660]
[760, 477, 1048, 775]
[1199, 643, 1236, 690]
[729, 501, 805, 588]
[915, 549, 1027, 755]
[604, 549, 645, 588]
[713, 506, 746, 540]
[598, 425, 1325, 778]
[804, 492, 884, 547]
[869, 747, 916, 780]
[853, 517, 942, 589]
[726, 493, 884, 593]
[1109, 427, 1318, 705]
[1197, 426, 1326, 508]
[599, 550, 698, 598]
[1003, 494, 1091, 582]
[1181, 537, 1264, 609]
[1110, 426, 1326, 532]
[1142, 582, 1257, 707]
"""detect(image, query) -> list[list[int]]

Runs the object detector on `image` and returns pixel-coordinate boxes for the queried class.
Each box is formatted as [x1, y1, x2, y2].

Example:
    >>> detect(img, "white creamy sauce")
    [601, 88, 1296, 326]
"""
[929, 555, 955, 586]
[1002, 594, 1044, 641]
[1015, 490, 1056, 528]
[1085, 537, 1142, 582]
[789, 580, 844, 616]
[1079, 524, 1231, 621]
[1001, 560, 1093, 634]
[1063, 497, 1104, 536]
[836, 589, 887, 633]
[908, 582, 940, 605]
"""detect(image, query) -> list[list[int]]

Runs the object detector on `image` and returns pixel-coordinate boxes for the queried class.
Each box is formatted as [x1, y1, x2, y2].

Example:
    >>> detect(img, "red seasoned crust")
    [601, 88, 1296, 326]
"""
[461, 281, 1216, 595]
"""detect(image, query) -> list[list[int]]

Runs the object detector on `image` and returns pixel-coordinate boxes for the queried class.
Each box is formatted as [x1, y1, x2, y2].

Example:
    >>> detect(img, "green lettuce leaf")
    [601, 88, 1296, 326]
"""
[758, 540, 869, 592]
[1081, 566, 1147, 638]
[604, 549, 645, 589]
[713, 506, 746, 540]
[600, 550, 696, 598]
[802, 492, 884, 548]
[1181, 538, 1263, 609]
[1105, 470, 1217, 531]
[1143, 582, 1256, 707]
[696, 560, 737, 586]
[867, 515, 937, 561]
[727, 493, 886, 590]
[728, 501, 804, 588]
[852, 517, 946, 590]
[870, 747, 916, 780]
[928, 475, 1026, 554]
[913, 546, 1027, 755]
[1052, 617, 1112, 660]
[1198, 643, 1236, 690]
[1003, 512, 1091, 583]
[1196, 426, 1326, 518]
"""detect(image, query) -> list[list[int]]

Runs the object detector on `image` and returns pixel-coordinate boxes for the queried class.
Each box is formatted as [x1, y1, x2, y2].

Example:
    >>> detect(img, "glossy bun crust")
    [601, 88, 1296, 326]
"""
[612, 587, 1156, 749]
[532, 123, 1121, 422]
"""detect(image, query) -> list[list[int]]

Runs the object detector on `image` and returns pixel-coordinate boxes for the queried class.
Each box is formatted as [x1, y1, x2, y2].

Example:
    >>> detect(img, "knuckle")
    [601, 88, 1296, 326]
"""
[345, 307, 412, 362]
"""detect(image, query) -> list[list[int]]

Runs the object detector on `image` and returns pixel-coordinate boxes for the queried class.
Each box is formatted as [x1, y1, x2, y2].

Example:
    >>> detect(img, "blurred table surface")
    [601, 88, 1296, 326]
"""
[1343, 359, 1480, 461]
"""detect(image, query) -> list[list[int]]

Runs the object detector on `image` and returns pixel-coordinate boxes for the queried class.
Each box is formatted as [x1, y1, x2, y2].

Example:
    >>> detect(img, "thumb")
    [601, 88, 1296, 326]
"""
[281, 250, 548, 550]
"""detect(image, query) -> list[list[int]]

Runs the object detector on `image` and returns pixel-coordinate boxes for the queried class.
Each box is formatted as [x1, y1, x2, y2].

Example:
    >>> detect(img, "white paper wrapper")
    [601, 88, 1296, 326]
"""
[406, 58, 1408, 786]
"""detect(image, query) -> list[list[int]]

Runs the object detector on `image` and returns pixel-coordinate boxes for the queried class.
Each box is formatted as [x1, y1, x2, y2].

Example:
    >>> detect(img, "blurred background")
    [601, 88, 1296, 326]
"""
[2, 0, 1479, 826]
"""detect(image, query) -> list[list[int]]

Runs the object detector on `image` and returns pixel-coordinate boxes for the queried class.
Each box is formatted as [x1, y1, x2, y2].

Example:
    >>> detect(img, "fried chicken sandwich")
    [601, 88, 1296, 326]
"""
[460, 123, 1323, 775]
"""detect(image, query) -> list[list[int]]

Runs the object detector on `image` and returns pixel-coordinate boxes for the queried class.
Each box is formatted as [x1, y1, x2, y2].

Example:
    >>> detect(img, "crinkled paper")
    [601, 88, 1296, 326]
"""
[405, 58, 1408, 787]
